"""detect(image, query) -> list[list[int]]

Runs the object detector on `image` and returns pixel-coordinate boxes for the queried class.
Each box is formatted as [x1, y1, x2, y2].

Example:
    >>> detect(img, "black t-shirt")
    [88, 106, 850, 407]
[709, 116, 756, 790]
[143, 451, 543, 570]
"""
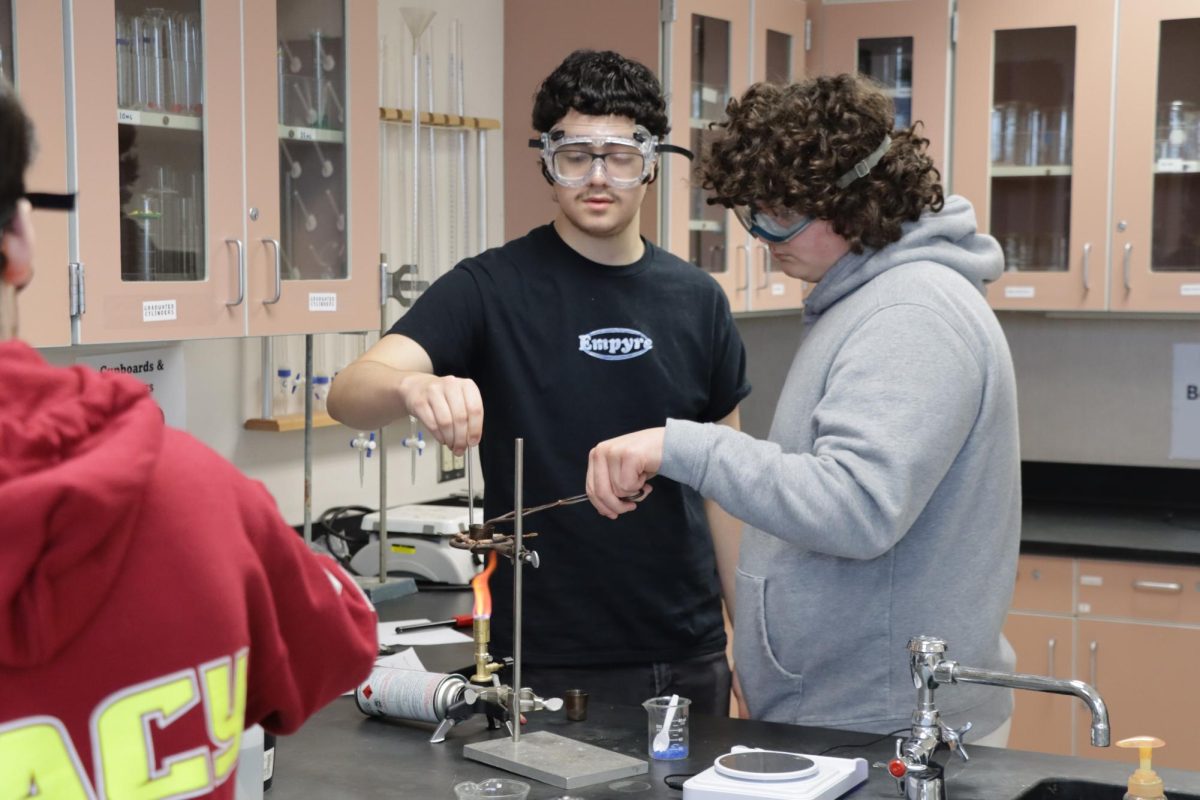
[388, 223, 751, 665]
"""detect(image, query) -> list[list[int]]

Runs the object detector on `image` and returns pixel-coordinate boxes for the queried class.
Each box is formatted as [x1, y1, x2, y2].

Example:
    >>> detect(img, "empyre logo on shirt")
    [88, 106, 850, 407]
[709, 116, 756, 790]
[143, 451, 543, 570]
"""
[578, 328, 654, 361]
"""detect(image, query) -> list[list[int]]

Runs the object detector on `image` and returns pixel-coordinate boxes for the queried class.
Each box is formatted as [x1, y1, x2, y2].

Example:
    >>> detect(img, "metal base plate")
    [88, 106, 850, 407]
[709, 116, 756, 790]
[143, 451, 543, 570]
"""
[352, 575, 417, 603]
[463, 731, 648, 790]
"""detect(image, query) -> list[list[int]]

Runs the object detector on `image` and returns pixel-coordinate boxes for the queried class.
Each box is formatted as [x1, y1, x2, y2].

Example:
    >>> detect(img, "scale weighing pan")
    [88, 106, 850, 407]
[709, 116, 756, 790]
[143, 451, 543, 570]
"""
[683, 746, 868, 800]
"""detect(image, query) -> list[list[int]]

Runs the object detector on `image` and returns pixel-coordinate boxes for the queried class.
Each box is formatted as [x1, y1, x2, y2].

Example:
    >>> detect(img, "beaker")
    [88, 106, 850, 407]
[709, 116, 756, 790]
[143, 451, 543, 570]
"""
[1042, 105, 1072, 165]
[643, 695, 691, 760]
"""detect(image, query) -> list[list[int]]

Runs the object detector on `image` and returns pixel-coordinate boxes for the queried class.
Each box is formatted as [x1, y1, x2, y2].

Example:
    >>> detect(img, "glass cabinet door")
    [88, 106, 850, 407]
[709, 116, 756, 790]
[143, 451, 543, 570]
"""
[244, 0, 378, 335]
[988, 26, 1075, 276]
[115, 1, 206, 284]
[275, 0, 347, 283]
[954, 0, 1114, 311]
[807, 0, 951, 173]
[669, 0, 749, 307]
[1111, 1, 1200, 311]
[70, 0, 245, 343]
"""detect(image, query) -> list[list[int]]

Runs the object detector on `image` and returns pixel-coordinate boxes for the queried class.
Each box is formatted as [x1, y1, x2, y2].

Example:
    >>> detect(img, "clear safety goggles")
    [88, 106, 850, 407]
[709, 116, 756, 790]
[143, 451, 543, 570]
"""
[529, 125, 692, 189]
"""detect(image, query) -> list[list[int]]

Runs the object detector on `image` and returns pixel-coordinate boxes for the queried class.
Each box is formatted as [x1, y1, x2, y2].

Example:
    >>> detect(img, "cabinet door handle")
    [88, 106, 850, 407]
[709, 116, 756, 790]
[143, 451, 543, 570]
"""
[1081, 242, 1091, 292]
[225, 238, 245, 307]
[757, 244, 771, 290]
[1132, 580, 1182, 594]
[1047, 637, 1056, 678]
[1122, 242, 1133, 291]
[1089, 640, 1098, 687]
[736, 244, 750, 292]
[262, 238, 282, 305]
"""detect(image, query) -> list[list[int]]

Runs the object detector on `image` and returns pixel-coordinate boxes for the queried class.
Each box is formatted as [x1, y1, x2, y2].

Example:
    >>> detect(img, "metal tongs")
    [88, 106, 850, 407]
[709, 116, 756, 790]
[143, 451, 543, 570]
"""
[449, 486, 650, 557]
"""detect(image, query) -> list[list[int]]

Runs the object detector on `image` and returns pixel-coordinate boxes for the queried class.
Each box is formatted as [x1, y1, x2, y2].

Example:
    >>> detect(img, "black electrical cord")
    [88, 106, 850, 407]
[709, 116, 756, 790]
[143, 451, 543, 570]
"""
[663, 773, 693, 790]
[315, 504, 375, 573]
[816, 727, 909, 756]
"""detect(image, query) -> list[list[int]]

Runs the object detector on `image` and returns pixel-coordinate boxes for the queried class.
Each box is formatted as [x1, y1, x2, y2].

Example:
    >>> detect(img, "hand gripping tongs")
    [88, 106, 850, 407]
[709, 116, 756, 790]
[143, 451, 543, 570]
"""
[448, 486, 650, 559]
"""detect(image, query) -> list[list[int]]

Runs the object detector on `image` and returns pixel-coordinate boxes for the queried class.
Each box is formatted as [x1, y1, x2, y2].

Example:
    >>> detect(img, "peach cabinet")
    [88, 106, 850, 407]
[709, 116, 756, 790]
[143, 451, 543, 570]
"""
[805, 0, 951, 178]
[9, 1, 72, 347]
[63, 0, 378, 344]
[955, 0, 1200, 313]
[665, 0, 807, 314]
[1004, 554, 1200, 770]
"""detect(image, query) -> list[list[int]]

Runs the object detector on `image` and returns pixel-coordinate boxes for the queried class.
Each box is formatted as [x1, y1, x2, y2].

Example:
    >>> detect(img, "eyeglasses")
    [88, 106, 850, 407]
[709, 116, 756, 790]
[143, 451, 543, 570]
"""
[731, 205, 814, 244]
[551, 148, 646, 185]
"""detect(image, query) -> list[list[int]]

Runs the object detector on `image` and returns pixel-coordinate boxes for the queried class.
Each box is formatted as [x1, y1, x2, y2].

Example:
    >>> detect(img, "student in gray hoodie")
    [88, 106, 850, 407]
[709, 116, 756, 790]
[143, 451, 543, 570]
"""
[586, 74, 1020, 742]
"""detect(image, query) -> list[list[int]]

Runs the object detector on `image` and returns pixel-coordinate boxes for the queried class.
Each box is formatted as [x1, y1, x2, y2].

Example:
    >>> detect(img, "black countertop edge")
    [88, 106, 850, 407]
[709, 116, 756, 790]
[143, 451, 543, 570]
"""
[1021, 500, 1200, 565]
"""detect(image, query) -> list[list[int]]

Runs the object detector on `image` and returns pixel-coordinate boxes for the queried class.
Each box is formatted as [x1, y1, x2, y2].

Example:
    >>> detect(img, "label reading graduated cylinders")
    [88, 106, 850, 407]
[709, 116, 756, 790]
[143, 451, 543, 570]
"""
[142, 300, 178, 322]
[309, 292, 337, 312]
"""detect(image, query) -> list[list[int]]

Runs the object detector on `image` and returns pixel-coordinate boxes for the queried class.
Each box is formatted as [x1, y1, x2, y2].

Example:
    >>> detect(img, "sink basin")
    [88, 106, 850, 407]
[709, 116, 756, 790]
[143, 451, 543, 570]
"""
[1013, 780, 1200, 800]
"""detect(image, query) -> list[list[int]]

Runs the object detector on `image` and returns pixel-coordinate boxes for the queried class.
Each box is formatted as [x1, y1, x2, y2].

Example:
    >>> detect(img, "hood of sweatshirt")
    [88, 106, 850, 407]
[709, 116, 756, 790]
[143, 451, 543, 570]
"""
[0, 341, 163, 668]
[803, 194, 1003, 322]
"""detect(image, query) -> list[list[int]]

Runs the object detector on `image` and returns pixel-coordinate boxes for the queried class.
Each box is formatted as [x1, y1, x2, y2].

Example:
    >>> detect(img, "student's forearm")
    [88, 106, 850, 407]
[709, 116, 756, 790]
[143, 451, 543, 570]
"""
[327, 360, 418, 431]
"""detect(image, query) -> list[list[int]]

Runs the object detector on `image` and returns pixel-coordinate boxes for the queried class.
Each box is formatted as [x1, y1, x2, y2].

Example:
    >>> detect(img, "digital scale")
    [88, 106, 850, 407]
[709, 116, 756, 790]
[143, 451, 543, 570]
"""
[682, 747, 869, 800]
[351, 504, 481, 585]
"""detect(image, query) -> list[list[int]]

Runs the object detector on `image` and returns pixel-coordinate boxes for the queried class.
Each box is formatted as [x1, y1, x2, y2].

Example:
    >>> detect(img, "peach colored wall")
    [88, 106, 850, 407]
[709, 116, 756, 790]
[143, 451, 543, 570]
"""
[503, 0, 660, 243]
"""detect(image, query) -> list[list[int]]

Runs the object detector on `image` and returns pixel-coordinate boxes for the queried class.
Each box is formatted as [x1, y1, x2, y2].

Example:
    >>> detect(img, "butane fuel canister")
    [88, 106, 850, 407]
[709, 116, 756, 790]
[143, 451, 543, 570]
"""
[354, 667, 468, 724]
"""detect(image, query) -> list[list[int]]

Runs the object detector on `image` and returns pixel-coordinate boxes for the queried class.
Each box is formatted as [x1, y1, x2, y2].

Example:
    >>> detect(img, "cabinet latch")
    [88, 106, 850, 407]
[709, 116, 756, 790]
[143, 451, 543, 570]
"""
[805, 19, 813, 52]
[69, 261, 86, 318]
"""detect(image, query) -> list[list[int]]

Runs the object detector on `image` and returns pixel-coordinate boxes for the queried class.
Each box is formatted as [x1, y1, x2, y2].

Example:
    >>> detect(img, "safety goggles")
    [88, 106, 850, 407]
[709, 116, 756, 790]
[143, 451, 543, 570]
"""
[529, 125, 692, 189]
[0, 191, 75, 231]
[732, 206, 814, 243]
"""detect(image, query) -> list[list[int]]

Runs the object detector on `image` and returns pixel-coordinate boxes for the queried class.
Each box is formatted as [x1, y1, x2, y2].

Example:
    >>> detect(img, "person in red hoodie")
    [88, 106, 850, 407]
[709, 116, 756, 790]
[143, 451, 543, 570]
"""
[0, 80, 378, 796]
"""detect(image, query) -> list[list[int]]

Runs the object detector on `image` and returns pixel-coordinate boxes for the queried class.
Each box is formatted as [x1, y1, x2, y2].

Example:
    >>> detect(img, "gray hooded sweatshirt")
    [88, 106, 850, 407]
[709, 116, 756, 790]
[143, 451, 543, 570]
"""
[661, 195, 1020, 736]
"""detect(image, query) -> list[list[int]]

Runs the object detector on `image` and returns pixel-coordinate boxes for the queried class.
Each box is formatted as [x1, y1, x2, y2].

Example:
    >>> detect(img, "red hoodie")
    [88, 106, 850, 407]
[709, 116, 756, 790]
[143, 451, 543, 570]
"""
[0, 341, 377, 796]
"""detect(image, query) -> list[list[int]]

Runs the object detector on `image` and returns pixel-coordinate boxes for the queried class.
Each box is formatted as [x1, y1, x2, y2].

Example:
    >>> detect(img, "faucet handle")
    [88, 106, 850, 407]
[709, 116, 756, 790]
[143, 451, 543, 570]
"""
[938, 720, 972, 762]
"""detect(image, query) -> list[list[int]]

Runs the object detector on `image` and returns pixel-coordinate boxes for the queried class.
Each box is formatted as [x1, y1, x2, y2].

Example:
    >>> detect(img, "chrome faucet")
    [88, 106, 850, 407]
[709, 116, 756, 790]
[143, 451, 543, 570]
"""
[889, 635, 1110, 800]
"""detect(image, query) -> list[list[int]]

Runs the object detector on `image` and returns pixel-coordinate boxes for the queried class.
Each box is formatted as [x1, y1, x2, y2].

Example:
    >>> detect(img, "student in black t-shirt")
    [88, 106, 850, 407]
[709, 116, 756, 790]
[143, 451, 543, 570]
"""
[328, 49, 750, 715]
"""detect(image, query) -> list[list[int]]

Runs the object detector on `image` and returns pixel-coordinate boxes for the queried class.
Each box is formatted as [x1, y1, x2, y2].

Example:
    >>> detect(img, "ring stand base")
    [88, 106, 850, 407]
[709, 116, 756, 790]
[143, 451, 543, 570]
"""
[464, 730, 648, 790]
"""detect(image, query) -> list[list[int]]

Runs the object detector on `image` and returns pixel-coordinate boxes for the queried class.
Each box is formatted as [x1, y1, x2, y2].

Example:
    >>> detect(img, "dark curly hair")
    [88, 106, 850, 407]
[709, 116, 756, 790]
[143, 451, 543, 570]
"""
[531, 50, 670, 187]
[702, 74, 943, 253]
[0, 78, 32, 276]
[531, 49, 670, 137]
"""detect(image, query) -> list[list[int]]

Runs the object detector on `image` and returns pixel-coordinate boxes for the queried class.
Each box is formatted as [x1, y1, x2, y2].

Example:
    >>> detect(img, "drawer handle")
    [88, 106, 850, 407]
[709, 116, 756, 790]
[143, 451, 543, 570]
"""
[1089, 640, 1098, 687]
[1132, 580, 1182, 594]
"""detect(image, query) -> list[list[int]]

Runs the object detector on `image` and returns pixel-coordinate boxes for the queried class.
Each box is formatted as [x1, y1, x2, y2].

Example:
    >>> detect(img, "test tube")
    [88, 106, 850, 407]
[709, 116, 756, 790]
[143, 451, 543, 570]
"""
[312, 30, 326, 126]
[292, 190, 318, 232]
[310, 140, 334, 177]
[280, 140, 303, 178]
[325, 189, 345, 231]
[324, 80, 345, 126]
[141, 8, 169, 112]
[116, 14, 136, 109]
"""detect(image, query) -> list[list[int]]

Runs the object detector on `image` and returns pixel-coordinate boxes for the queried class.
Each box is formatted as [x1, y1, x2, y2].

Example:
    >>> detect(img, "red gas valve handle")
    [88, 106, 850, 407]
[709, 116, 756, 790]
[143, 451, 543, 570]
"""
[888, 759, 907, 779]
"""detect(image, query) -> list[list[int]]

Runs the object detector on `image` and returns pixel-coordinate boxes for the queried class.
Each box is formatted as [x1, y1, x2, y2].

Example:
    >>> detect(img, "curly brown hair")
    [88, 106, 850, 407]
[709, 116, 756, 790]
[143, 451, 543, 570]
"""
[702, 74, 943, 253]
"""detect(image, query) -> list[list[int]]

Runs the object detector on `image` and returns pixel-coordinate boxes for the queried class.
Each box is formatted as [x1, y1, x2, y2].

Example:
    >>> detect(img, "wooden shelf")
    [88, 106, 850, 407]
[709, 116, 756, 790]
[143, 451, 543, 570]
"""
[379, 107, 500, 130]
[244, 412, 341, 432]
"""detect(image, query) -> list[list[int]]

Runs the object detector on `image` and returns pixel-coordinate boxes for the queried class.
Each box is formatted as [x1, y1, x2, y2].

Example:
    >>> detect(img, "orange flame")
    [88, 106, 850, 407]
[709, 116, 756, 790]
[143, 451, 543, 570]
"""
[472, 551, 498, 619]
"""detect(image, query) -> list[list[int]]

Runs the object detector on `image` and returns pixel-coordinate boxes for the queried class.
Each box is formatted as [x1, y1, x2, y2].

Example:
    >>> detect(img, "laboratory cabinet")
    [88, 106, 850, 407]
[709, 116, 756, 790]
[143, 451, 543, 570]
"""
[7, 1, 72, 348]
[63, 0, 378, 344]
[1004, 554, 1200, 770]
[665, 0, 808, 314]
[955, 0, 1200, 312]
[805, 0, 951, 177]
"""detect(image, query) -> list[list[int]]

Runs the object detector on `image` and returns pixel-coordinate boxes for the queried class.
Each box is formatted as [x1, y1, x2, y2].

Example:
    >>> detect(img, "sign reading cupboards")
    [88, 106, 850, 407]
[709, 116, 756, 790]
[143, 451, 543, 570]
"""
[955, 0, 1200, 312]
[64, 0, 379, 344]
[664, 0, 808, 314]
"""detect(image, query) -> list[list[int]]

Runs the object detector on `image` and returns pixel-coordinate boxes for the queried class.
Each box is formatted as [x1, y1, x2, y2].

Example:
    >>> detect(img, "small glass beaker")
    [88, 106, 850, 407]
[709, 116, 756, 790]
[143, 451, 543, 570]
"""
[452, 778, 531, 800]
[643, 696, 691, 760]
[564, 689, 589, 721]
